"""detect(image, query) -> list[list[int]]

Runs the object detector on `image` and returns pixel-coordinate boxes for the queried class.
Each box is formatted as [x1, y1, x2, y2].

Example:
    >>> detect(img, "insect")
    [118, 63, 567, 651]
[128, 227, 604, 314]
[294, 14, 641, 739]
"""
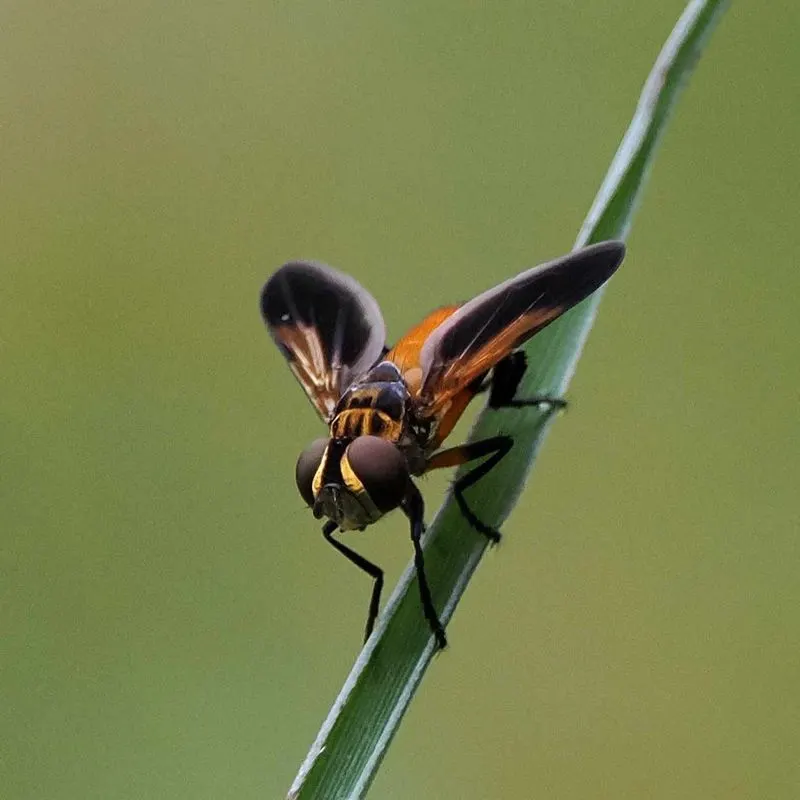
[261, 241, 625, 648]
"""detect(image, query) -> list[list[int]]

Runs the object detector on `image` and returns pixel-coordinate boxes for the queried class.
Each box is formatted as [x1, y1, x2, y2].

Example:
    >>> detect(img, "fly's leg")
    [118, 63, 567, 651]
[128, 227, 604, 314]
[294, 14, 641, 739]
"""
[401, 484, 447, 650]
[488, 351, 567, 410]
[426, 437, 514, 542]
[425, 352, 567, 542]
[322, 520, 384, 643]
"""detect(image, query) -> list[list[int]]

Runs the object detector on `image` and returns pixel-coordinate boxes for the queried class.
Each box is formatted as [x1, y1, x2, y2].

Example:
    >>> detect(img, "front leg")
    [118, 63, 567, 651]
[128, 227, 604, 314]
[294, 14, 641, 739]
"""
[322, 520, 384, 643]
[401, 484, 447, 650]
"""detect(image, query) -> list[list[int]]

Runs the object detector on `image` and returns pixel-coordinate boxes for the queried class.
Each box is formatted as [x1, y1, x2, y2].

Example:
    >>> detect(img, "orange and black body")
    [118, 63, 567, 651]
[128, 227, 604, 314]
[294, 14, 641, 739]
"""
[261, 241, 625, 648]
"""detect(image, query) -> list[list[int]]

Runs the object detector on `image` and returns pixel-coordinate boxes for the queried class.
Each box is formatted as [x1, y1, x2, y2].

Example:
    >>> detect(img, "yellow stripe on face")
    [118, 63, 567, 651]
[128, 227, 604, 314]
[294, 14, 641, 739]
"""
[339, 450, 366, 497]
[340, 449, 381, 520]
[311, 444, 329, 499]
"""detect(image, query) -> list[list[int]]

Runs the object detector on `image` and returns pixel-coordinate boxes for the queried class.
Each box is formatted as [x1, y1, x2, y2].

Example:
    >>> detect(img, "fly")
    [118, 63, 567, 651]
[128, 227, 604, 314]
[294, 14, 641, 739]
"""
[260, 241, 626, 648]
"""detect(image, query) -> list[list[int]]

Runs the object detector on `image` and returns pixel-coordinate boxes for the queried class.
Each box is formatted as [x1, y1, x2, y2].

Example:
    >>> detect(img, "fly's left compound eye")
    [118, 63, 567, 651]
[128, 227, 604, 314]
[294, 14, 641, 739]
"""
[295, 438, 328, 507]
[345, 436, 409, 513]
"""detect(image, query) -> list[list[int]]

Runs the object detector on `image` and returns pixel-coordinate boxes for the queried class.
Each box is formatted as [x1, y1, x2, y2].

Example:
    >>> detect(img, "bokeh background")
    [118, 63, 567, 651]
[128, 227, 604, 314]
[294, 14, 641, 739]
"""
[3, 2, 798, 798]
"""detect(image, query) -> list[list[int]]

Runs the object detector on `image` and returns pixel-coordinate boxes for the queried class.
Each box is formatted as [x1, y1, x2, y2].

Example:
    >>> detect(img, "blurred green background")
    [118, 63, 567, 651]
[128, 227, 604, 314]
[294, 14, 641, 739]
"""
[3, 1, 798, 798]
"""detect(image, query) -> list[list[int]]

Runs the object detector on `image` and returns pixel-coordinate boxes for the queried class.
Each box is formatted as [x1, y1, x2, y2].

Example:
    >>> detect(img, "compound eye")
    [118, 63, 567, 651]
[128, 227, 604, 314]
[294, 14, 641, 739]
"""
[345, 436, 409, 513]
[295, 438, 328, 507]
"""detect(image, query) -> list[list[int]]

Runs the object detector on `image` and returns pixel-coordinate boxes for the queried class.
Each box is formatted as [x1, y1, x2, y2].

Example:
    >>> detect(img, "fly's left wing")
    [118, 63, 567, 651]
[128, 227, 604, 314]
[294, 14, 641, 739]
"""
[261, 261, 387, 422]
[415, 241, 626, 417]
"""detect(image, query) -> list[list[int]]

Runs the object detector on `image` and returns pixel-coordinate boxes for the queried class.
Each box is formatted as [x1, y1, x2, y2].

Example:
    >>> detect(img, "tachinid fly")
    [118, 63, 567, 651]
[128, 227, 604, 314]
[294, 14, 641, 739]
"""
[261, 241, 625, 648]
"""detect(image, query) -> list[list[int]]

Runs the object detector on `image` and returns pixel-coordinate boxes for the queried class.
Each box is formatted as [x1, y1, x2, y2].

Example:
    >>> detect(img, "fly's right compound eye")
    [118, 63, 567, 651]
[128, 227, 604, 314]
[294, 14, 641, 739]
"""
[295, 438, 328, 507]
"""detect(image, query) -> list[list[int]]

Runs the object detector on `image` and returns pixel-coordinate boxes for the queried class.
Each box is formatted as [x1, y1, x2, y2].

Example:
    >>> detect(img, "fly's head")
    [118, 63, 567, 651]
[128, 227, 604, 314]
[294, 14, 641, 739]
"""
[295, 436, 410, 530]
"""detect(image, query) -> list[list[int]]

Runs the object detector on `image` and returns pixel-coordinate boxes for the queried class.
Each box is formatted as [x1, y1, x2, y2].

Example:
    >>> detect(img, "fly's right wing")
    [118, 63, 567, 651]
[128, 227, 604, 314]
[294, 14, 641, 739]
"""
[261, 261, 387, 422]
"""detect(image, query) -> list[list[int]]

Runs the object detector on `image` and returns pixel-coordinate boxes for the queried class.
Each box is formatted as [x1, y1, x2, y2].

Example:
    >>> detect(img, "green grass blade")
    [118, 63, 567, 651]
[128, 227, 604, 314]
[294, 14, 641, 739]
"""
[288, 1, 728, 797]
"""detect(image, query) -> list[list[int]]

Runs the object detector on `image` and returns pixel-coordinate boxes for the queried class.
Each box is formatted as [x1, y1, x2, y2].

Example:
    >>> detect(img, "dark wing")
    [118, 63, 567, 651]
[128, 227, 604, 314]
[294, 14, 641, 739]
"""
[416, 241, 626, 416]
[261, 261, 387, 422]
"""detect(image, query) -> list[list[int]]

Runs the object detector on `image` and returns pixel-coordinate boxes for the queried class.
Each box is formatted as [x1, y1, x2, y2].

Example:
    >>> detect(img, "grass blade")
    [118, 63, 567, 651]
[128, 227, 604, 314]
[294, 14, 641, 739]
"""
[288, 1, 728, 797]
